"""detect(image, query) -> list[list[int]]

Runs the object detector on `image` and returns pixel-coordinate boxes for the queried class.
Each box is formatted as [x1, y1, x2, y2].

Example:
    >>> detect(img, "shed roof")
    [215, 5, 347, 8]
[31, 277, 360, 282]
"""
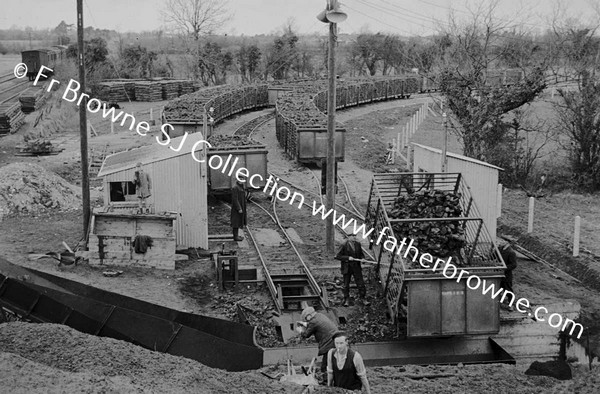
[412, 143, 504, 171]
[98, 133, 206, 177]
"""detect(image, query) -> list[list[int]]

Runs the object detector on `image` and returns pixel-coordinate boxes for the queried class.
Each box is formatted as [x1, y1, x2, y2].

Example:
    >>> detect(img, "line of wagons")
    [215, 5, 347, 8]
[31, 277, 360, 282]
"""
[21, 45, 69, 81]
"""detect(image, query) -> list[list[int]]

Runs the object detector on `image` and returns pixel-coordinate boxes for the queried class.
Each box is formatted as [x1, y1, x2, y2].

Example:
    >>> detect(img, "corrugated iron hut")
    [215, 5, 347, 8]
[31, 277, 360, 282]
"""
[412, 143, 502, 242]
[97, 133, 209, 249]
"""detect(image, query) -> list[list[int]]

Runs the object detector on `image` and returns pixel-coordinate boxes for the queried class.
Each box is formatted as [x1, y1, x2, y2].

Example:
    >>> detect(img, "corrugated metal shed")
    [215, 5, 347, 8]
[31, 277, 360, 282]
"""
[98, 133, 209, 249]
[412, 143, 502, 242]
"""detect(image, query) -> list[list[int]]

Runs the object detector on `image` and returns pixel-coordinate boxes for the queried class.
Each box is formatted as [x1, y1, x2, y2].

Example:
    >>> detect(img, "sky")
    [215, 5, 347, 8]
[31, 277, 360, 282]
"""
[0, 0, 598, 37]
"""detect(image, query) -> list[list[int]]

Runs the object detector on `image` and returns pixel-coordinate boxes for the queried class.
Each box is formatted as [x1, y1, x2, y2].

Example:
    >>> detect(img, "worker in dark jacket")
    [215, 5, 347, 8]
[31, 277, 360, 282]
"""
[327, 332, 371, 394]
[499, 240, 518, 295]
[296, 307, 339, 373]
[335, 234, 368, 306]
[231, 175, 247, 241]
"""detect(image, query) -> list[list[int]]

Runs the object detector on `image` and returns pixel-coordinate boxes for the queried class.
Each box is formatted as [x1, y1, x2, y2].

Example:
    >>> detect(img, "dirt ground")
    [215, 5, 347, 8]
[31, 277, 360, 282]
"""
[1, 86, 600, 392]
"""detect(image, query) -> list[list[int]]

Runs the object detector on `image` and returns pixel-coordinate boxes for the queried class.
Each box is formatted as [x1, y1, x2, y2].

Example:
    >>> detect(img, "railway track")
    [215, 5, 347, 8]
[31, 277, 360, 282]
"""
[215, 110, 328, 313]
[232, 111, 275, 137]
[0, 73, 16, 85]
[245, 197, 328, 313]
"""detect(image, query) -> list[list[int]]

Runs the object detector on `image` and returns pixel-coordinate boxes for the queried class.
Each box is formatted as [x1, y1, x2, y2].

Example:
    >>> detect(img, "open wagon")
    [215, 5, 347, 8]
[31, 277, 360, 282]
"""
[365, 172, 506, 337]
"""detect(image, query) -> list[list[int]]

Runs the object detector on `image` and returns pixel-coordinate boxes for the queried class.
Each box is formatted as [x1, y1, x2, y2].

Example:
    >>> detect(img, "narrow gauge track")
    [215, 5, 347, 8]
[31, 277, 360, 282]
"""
[232, 111, 275, 137]
[218, 110, 328, 313]
[0, 73, 16, 85]
[0, 79, 30, 105]
[307, 169, 375, 260]
[246, 196, 328, 314]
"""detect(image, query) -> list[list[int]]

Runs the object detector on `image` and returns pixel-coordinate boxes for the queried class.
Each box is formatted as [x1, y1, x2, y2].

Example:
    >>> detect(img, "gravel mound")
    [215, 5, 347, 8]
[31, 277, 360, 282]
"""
[0, 163, 81, 216]
[0, 322, 300, 393]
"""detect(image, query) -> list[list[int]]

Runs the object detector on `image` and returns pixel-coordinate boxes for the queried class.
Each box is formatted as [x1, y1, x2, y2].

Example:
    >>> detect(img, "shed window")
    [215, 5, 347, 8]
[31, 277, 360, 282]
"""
[109, 181, 137, 202]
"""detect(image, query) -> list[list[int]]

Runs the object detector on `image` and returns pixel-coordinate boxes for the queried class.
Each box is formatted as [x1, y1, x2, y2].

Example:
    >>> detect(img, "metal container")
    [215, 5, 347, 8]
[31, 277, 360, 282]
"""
[365, 172, 506, 337]
[207, 144, 268, 192]
[297, 127, 345, 163]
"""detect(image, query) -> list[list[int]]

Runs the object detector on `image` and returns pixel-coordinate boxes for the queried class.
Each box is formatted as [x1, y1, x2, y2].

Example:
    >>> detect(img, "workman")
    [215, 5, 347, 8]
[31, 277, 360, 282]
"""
[327, 332, 371, 394]
[134, 162, 152, 214]
[230, 174, 247, 241]
[335, 234, 369, 306]
[499, 240, 518, 294]
[296, 306, 339, 374]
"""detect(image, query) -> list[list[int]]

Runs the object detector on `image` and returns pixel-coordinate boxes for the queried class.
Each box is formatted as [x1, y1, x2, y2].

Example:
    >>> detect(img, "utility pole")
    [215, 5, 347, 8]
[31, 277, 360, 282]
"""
[325, 0, 337, 254]
[317, 0, 346, 254]
[77, 0, 91, 244]
[441, 111, 448, 173]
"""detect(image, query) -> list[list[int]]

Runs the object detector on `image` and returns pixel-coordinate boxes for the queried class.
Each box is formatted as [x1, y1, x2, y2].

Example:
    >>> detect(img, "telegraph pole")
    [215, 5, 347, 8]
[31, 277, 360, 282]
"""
[77, 0, 91, 242]
[325, 1, 337, 253]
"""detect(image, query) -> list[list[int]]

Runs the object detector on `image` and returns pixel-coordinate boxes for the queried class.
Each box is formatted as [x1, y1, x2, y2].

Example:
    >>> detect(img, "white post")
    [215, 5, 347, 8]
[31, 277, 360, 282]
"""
[110, 120, 114, 134]
[573, 216, 581, 257]
[150, 107, 153, 120]
[527, 197, 535, 233]
[497, 184, 503, 218]
[397, 132, 401, 151]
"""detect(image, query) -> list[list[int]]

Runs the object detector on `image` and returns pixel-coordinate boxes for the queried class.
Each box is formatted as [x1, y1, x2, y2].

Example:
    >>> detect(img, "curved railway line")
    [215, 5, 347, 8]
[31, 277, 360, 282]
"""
[214, 109, 329, 313]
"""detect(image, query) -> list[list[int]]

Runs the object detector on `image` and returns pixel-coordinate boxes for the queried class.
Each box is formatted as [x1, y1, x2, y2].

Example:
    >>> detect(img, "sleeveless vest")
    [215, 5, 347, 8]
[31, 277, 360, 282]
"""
[332, 348, 362, 390]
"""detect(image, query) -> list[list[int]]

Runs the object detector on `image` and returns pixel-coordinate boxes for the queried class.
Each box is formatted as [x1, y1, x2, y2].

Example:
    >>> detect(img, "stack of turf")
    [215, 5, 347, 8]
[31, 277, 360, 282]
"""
[389, 189, 465, 261]
[0, 102, 25, 135]
[161, 80, 180, 100]
[94, 82, 129, 102]
[123, 81, 136, 101]
[19, 87, 49, 113]
[180, 80, 196, 95]
[135, 81, 163, 101]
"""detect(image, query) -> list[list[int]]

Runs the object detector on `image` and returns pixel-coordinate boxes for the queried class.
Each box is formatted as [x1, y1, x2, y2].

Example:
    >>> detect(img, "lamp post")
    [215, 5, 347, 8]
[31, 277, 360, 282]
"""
[317, 0, 347, 253]
[441, 111, 448, 173]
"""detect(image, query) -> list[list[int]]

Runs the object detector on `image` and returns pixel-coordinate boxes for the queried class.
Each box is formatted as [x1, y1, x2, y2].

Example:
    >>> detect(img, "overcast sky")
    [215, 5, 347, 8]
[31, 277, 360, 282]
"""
[0, 0, 597, 36]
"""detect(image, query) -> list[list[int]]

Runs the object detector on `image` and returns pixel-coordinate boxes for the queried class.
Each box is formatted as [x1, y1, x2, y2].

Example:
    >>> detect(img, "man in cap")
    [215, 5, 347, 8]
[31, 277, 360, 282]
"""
[296, 306, 338, 373]
[335, 234, 369, 306]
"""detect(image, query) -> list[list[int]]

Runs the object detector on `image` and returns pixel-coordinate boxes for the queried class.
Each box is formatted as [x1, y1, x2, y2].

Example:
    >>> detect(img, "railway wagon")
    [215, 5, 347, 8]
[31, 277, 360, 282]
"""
[206, 137, 268, 192]
[161, 84, 270, 140]
[21, 47, 65, 80]
[275, 109, 345, 164]
[365, 172, 506, 337]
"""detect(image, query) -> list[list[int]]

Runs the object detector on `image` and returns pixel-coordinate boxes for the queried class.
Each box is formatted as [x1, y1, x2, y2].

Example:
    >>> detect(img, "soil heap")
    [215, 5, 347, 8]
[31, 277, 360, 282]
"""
[0, 162, 81, 217]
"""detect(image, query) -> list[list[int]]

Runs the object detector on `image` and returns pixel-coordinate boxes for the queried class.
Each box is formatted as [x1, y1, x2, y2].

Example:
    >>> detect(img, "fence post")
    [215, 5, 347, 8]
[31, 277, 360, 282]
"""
[527, 197, 535, 233]
[110, 120, 114, 134]
[397, 132, 401, 151]
[573, 216, 581, 257]
[497, 184, 503, 218]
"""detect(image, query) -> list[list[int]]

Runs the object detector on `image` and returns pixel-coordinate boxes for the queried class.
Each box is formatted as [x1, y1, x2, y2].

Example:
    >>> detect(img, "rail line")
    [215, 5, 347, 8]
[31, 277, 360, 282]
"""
[0, 80, 30, 105]
[0, 73, 16, 85]
[307, 169, 375, 261]
[242, 196, 328, 313]
[232, 111, 275, 137]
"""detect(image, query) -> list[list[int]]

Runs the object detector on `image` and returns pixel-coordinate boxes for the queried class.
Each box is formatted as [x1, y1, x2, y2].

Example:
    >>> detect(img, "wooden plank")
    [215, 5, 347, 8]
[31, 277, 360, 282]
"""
[136, 219, 175, 238]
[94, 217, 134, 236]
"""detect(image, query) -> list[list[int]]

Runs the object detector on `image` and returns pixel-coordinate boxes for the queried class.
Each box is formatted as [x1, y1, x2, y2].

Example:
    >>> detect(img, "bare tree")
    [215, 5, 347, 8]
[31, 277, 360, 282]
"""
[439, 0, 547, 161]
[550, 10, 600, 190]
[162, 0, 231, 41]
[162, 0, 232, 79]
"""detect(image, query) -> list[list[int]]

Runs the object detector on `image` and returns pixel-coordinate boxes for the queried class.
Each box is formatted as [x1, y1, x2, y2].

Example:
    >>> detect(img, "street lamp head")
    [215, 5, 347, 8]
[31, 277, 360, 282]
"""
[317, 9, 329, 23]
[326, 4, 348, 23]
[316, 2, 347, 24]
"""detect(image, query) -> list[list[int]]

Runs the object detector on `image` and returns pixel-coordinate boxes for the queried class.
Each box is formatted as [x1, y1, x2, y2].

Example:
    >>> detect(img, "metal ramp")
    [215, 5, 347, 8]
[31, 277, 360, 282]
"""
[0, 257, 263, 371]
